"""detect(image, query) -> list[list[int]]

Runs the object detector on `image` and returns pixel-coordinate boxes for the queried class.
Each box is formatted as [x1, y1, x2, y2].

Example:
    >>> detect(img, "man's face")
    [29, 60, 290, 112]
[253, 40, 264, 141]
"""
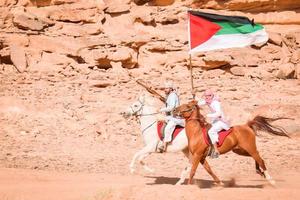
[204, 93, 213, 103]
[164, 87, 172, 95]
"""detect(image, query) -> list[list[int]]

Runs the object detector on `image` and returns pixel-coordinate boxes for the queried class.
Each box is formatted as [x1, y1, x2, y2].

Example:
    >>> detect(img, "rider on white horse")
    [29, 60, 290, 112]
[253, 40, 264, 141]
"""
[197, 89, 230, 158]
[158, 81, 185, 152]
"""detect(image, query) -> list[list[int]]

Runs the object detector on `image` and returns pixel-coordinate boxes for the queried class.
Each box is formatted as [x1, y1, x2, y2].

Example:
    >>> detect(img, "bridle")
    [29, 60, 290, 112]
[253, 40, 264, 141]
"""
[175, 105, 200, 121]
[129, 98, 159, 117]
[130, 98, 145, 116]
[176, 105, 196, 117]
[129, 98, 159, 134]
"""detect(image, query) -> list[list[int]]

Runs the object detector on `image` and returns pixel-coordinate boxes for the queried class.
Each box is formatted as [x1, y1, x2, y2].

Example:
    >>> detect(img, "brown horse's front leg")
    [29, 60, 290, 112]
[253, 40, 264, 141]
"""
[188, 154, 202, 184]
[201, 159, 222, 185]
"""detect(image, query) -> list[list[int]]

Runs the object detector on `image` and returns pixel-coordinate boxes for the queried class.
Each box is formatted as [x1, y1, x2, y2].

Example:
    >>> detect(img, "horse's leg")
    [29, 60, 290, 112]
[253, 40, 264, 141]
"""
[255, 161, 264, 177]
[200, 158, 223, 185]
[238, 138, 275, 185]
[138, 152, 155, 173]
[176, 164, 191, 185]
[188, 153, 202, 185]
[232, 147, 250, 156]
[176, 148, 191, 185]
[129, 143, 156, 174]
[129, 149, 143, 174]
[232, 148, 264, 176]
[176, 149, 221, 185]
[248, 151, 275, 185]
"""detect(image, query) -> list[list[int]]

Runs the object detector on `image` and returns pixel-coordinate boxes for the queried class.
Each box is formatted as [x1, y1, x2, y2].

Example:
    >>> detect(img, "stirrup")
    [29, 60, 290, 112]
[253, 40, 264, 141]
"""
[210, 151, 220, 159]
[162, 142, 168, 153]
[157, 141, 164, 153]
[209, 146, 220, 159]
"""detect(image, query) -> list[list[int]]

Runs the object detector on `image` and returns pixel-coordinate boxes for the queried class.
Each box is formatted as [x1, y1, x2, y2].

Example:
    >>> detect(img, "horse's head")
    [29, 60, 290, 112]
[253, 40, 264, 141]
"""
[121, 94, 158, 118]
[173, 100, 198, 119]
[121, 95, 145, 118]
[174, 100, 208, 126]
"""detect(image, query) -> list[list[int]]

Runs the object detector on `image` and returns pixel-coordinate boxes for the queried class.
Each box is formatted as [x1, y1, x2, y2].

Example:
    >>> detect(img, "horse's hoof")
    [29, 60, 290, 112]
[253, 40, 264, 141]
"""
[214, 181, 224, 187]
[213, 181, 224, 188]
[256, 170, 265, 177]
[145, 168, 155, 173]
[175, 180, 184, 185]
[269, 179, 276, 186]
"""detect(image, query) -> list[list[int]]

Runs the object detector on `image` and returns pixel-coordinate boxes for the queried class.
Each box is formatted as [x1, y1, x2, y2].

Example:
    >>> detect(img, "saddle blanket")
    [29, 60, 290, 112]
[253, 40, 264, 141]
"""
[157, 121, 184, 141]
[202, 127, 233, 147]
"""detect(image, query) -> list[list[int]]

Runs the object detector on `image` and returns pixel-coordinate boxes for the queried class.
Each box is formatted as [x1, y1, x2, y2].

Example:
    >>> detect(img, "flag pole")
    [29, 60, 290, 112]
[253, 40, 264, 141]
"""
[187, 9, 195, 100]
[189, 54, 195, 99]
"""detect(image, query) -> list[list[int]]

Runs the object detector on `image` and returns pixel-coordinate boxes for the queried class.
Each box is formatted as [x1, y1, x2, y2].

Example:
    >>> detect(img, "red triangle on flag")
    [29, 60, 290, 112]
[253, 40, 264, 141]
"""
[189, 13, 221, 49]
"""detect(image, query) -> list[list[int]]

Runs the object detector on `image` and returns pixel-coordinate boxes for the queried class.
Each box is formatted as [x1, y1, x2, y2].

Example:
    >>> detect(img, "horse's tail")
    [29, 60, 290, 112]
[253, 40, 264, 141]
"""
[247, 115, 290, 138]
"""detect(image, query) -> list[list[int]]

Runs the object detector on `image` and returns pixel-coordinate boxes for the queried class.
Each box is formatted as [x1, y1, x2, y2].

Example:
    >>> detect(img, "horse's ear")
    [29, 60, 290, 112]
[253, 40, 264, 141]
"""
[190, 100, 198, 106]
[139, 93, 146, 102]
[143, 93, 151, 104]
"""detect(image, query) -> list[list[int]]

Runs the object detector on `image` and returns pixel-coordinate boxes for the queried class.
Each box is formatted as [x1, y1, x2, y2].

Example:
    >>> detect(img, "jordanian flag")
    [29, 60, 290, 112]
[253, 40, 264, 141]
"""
[188, 10, 268, 54]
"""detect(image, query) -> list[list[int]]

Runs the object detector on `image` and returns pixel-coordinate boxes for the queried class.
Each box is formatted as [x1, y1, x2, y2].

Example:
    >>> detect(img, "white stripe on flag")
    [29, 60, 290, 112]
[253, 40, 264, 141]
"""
[189, 29, 268, 54]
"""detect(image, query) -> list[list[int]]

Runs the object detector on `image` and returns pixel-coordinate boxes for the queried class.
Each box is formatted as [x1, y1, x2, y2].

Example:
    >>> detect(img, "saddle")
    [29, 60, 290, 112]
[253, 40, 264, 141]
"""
[202, 127, 233, 147]
[157, 121, 184, 141]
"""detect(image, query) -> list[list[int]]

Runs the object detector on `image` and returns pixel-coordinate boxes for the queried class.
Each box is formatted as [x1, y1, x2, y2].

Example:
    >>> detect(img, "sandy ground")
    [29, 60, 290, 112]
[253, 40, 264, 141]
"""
[0, 166, 299, 200]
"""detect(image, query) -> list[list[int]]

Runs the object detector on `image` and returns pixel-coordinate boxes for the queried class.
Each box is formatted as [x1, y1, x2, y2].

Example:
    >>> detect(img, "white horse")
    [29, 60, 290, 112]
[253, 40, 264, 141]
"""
[122, 94, 222, 185]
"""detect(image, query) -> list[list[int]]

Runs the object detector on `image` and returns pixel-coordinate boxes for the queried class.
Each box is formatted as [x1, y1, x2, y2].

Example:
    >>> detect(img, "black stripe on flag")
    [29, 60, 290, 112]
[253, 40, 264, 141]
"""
[188, 10, 254, 25]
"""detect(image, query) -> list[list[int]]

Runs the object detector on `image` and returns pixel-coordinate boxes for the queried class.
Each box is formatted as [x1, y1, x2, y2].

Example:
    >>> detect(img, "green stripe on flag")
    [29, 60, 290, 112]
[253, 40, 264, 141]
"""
[188, 10, 269, 53]
[215, 22, 264, 35]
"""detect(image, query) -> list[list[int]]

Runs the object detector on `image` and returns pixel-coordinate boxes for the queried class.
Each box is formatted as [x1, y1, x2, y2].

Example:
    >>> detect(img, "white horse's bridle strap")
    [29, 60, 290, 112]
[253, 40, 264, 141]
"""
[130, 99, 145, 116]
[141, 120, 156, 134]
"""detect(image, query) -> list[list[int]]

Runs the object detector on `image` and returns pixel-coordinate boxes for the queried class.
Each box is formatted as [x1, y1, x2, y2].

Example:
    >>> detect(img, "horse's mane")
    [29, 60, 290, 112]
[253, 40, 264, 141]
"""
[139, 93, 161, 108]
[196, 105, 209, 127]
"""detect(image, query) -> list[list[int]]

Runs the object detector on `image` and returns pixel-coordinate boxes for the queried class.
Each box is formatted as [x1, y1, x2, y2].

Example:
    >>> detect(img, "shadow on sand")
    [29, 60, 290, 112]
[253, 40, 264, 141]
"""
[145, 175, 265, 189]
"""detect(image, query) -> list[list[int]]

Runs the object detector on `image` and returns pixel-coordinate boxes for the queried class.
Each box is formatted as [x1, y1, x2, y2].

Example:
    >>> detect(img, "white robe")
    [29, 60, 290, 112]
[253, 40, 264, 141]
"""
[160, 92, 184, 142]
[198, 99, 230, 144]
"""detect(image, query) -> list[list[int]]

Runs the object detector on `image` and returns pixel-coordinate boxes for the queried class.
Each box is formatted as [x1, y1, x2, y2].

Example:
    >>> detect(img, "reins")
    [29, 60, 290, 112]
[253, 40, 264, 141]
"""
[177, 105, 197, 120]
[141, 120, 156, 134]
[187, 117, 201, 121]
[130, 99, 158, 134]
[135, 112, 160, 117]
[179, 105, 196, 114]
[130, 99, 159, 117]
[177, 105, 207, 126]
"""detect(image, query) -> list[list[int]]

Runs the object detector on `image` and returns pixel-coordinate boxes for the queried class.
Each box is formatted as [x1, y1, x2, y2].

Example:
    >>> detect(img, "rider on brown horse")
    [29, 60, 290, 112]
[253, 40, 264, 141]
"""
[197, 89, 230, 158]
[173, 99, 289, 185]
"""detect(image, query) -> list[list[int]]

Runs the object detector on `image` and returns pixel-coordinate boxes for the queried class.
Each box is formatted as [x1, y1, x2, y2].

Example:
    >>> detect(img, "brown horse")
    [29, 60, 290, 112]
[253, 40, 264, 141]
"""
[173, 100, 289, 185]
